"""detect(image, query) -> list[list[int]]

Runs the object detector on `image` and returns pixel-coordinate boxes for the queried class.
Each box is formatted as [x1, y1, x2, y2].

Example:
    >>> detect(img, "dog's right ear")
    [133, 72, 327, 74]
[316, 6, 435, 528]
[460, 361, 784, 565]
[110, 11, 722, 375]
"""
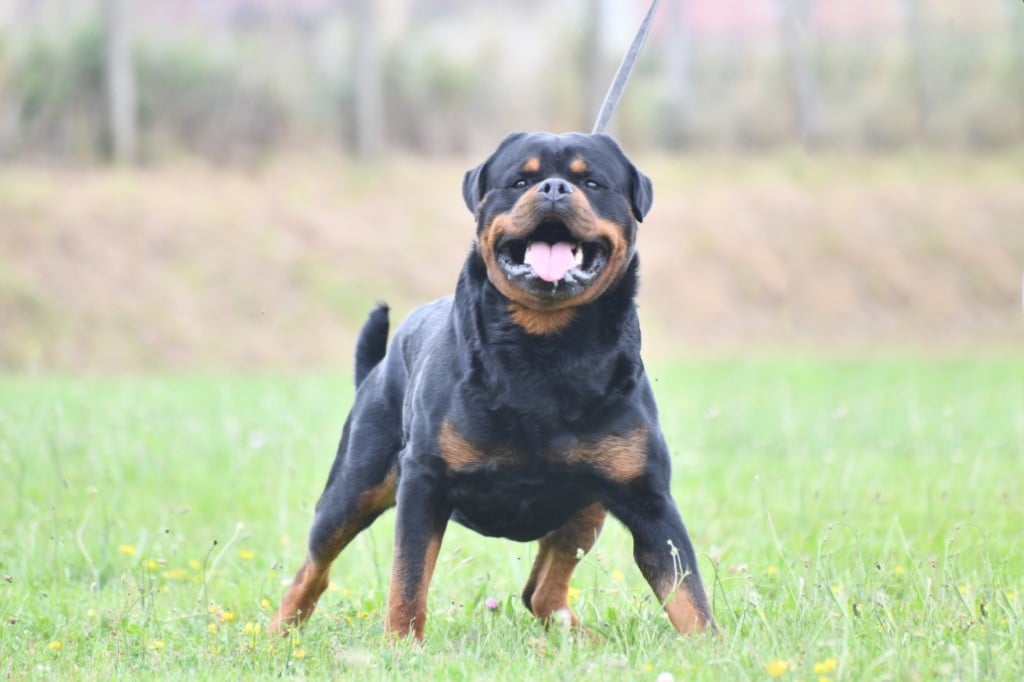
[461, 165, 486, 214]
[462, 132, 528, 214]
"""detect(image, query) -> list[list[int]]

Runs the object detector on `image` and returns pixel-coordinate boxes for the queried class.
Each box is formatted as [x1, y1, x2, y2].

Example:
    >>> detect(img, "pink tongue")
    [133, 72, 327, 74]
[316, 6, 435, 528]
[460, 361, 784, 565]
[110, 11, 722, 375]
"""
[524, 242, 576, 282]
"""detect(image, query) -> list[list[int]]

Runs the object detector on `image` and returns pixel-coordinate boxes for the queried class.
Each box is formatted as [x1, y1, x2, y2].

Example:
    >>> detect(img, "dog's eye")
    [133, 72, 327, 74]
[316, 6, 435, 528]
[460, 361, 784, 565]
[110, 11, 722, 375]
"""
[512, 179, 529, 189]
[584, 179, 601, 189]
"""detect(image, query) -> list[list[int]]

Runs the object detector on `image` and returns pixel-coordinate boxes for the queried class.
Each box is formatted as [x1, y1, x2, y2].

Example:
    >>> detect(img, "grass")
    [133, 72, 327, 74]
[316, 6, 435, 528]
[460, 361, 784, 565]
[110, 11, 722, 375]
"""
[1, 357, 1022, 679]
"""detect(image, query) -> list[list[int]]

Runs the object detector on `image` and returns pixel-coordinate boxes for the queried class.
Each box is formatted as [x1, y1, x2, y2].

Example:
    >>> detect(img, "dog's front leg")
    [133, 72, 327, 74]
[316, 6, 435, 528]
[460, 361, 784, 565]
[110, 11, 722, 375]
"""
[616, 493, 717, 635]
[385, 462, 451, 641]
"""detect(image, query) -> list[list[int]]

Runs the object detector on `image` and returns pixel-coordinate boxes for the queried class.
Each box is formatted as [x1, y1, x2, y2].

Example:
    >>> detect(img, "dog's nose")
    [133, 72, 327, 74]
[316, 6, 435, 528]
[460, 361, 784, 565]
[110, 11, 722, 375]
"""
[536, 177, 574, 202]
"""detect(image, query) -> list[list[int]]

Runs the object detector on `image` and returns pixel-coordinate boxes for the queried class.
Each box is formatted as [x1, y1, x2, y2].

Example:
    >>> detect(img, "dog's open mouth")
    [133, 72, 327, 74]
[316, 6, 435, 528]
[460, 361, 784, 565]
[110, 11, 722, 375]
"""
[495, 219, 609, 291]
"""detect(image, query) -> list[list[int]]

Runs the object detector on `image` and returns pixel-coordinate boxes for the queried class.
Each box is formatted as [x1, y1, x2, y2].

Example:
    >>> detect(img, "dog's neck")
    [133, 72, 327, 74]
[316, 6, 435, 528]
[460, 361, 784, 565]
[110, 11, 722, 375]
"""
[450, 252, 643, 422]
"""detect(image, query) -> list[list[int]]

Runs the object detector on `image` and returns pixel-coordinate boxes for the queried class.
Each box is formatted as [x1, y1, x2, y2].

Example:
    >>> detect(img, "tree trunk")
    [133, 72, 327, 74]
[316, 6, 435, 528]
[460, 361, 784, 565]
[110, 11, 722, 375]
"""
[351, 0, 383, 161]
[580, 0, 605, 130]
[779, 0, 816, 146]
[103, 0, 138, 164]
[664, 0, 692, 148]
[904, 0, 933, 139]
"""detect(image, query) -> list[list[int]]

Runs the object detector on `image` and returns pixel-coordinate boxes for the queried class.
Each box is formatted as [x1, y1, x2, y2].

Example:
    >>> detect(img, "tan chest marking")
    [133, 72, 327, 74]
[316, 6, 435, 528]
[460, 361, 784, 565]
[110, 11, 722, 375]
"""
[507, 302, 578, 336]
[563, 427, 649, 482]
[441, 420, 648, 483]
[438, 420, 484, 470]
[438, 420, 521, 470]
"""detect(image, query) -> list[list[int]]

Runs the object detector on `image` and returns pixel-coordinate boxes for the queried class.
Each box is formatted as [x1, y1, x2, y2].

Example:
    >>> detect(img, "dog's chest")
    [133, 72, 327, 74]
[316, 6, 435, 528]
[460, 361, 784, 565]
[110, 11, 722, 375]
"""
[438, 424, 646, 541]
[437, 420, 649, 483]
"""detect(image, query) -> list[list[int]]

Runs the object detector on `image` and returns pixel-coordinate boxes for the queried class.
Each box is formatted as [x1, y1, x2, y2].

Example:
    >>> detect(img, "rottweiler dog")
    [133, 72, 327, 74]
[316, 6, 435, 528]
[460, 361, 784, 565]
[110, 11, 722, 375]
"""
[270, 131, 716, 639]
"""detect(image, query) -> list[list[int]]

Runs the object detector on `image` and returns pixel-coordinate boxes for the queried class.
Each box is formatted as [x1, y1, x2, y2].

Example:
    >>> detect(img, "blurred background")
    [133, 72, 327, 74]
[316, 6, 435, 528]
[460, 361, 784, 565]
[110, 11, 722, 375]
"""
[0, 0, 1022, 371]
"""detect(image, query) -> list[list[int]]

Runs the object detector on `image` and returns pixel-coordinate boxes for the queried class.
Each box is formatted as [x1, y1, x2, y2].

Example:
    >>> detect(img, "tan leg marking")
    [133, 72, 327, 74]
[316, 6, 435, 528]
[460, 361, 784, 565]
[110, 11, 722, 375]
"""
[386, 533, 442, 640]
[270, 467, 397, 633]
[523, 503, 606, 625]
[649, 573, 717, 634]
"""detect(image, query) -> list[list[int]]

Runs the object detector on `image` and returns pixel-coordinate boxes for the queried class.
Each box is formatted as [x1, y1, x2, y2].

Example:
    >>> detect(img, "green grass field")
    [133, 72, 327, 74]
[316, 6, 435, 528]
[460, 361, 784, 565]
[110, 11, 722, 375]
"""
[2, 357, 1022, 679]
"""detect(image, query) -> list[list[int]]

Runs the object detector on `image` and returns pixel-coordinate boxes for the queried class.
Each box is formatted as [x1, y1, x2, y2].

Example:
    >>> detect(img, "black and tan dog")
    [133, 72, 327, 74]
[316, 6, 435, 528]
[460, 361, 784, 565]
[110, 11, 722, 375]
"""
[271, 131, 716, 639]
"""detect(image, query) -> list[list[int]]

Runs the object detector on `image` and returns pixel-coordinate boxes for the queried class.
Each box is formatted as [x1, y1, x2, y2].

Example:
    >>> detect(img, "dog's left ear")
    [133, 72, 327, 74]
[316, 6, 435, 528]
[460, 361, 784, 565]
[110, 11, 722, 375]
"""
[629, 166, 654, 222]
[593, 134, 653, 222]
[463, 132, 527, 214]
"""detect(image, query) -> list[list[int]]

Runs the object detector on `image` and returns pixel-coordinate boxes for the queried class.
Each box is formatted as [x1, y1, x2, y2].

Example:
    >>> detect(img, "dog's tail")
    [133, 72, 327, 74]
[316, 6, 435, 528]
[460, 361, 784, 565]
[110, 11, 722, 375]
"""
[354, 303, 390, 388]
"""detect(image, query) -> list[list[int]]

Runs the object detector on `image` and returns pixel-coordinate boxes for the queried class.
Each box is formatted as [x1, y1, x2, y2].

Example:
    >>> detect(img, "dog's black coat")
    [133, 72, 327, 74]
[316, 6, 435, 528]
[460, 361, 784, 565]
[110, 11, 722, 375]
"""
[273, 132, 715, 638]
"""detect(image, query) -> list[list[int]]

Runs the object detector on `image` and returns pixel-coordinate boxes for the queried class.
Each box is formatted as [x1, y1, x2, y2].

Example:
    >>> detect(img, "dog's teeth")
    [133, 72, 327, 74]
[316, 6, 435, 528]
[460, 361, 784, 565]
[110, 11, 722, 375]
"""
[574, 244, 583, 266]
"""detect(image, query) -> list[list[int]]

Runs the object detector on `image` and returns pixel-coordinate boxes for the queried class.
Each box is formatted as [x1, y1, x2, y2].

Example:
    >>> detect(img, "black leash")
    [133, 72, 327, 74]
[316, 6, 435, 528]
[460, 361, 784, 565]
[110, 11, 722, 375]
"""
[591, 0, 661, 135]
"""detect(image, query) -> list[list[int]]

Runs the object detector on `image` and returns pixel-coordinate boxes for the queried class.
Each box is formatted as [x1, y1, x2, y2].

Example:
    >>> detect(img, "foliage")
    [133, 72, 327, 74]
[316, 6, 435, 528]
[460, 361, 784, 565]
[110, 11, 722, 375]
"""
[8, 18, 106, 158]
[0, 4, 1021, 161]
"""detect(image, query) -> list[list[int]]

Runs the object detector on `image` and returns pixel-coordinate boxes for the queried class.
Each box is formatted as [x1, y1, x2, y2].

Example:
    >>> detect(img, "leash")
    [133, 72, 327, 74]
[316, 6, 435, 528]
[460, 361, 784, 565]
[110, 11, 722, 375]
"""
[591, 0, 661, 135]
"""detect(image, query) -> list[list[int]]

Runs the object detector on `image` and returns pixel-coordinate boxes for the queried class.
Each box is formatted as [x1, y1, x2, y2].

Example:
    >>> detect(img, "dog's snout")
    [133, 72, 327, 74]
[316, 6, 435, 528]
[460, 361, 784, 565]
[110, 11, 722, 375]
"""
[536, 177, 574, 202]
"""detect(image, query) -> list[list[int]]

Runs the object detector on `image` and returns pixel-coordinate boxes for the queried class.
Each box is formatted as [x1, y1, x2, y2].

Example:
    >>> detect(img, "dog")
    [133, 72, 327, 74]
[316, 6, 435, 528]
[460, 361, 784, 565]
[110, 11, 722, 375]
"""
[270, 131, 717, 639]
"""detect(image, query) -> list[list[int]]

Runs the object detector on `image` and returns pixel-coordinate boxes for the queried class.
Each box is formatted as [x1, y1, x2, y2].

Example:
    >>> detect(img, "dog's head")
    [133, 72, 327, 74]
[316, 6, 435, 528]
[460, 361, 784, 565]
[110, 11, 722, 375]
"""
[463, 132, 652, 314]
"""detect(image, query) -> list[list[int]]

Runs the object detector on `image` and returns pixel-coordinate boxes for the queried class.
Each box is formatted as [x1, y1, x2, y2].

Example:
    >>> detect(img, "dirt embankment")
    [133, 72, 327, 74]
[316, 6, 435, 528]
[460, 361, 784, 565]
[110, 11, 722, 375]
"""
[1, 154, 1021, 371]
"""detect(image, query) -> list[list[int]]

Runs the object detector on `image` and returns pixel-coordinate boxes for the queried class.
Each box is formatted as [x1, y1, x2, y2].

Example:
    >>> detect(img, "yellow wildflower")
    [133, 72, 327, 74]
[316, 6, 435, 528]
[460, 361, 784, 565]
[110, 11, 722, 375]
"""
[48, 641, 62, 651]
[293, 648, 306, 659]
[813, 658, 838, 674]
[765, 660, 790, 677]
[189, 559, 202, 571]
[238, 549, 254, 561]
[147, 640, 165, 651]
[118, 544, 136, 556]
[611, 569, 625, 581]
[567, 586, 581, 604]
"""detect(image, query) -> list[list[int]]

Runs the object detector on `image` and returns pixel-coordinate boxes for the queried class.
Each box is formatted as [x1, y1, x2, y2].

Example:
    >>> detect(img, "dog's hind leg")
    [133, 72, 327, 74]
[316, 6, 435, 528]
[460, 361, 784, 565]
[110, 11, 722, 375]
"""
[270, 408, 400, 633]
[521, 503, 606, 626]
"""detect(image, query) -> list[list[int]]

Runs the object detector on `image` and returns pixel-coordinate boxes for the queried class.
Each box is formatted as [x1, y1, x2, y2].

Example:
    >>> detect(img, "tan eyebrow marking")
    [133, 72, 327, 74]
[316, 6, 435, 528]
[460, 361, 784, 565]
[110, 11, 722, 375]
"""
[569, 157, 587, 174]
[521, 157, 541, 173]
